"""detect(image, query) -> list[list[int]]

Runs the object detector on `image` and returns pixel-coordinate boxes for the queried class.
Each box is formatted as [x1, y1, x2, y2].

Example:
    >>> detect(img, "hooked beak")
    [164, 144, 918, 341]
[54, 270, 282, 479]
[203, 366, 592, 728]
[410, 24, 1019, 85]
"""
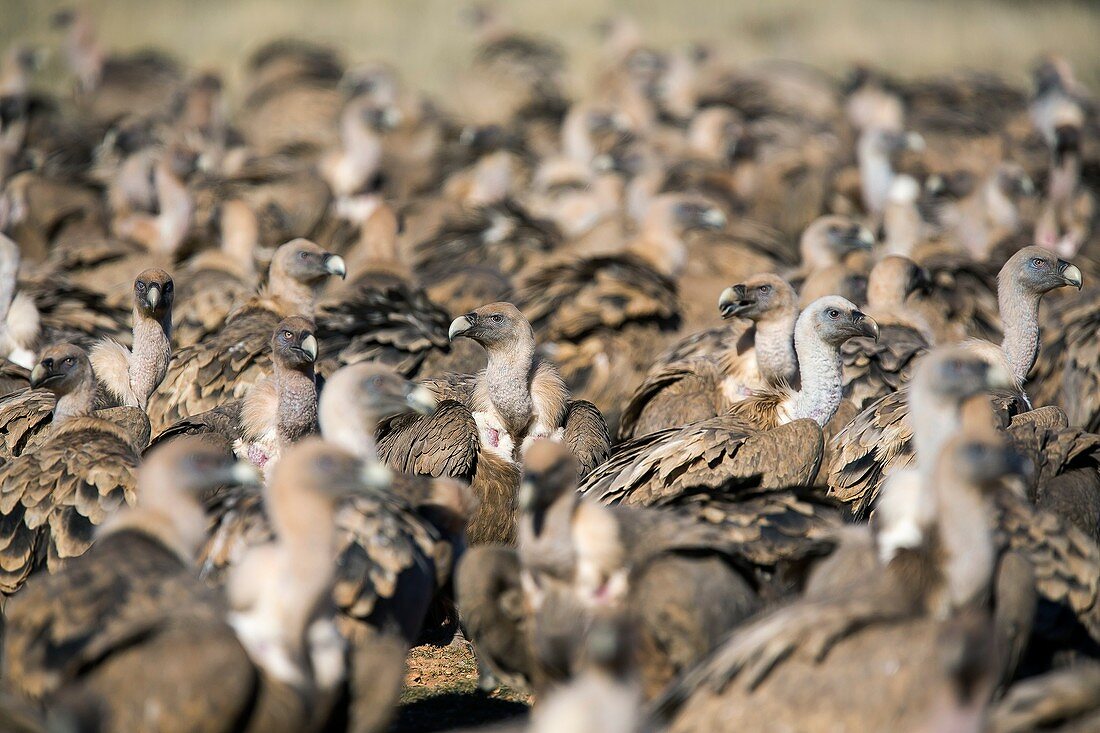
[1057, 260, 1083, 290]
[448, 315, 473, 341]
[405, 384, 437, 415]
[211, 461, 262, 488]
[856, 312, 880, 341]
[700, 208, 727, 230]
[718, 285, 751, 319]
[145, 283, 161, 310]
[29, 363, 50, 388]
[360, 460, 394, 491]
[324, 254, 347, 279]
[299, 334, 318, 362]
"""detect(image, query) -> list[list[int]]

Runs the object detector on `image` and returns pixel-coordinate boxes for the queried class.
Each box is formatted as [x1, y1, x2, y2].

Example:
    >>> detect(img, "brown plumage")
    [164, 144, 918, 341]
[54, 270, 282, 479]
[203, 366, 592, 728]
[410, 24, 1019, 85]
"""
[0, 345, 146, 595]
[147, 239, 345, 434]
[655, 421, 1023, 733]
[841, 255, 932, 408]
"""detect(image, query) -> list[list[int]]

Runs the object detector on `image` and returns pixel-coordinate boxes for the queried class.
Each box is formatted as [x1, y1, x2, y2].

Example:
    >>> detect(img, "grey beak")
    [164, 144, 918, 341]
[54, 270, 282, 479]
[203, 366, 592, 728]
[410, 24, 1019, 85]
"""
[718, 285, 751, 318]
[1058, 261, 1083, 290]
[360, 460, 394, 491]
[29, 363, 47, 388]
[701, 208, 727, 229]
[448, 315, 473, 341]
[300, 334, 318, 362]
[857, 313, 880, 341]
[324, 255, 347, 279]
[146, 284, 160, 309]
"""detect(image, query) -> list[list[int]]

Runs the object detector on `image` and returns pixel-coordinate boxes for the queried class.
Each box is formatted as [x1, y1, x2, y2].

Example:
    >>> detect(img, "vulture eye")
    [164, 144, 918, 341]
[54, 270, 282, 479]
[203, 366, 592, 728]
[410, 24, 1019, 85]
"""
[490, 314, 505, 324]
[298, 251, 310, 260]
[136, 281, 146, 291]
[1030, 257, 1045, 268]
[63, 357, 75, 367]
[281, 330, 292, 340]
[369, 376, 383, 389]
[758, 284, 771, 294]
[827, 309, 840, 319]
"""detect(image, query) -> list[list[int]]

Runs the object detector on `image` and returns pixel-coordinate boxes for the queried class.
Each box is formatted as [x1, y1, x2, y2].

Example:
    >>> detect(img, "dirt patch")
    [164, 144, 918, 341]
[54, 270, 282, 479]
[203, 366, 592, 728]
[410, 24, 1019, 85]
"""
[390, 643, 531, 732]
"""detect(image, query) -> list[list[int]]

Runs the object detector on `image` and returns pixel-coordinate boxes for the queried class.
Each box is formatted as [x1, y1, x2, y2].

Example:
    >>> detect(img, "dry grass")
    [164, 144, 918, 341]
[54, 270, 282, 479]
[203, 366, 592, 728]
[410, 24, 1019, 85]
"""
[2, 0, 1100, 104]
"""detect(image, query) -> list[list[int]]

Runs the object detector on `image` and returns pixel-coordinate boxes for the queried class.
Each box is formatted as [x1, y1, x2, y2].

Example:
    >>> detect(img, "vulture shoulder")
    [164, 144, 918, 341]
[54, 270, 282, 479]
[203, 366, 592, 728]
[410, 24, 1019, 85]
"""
[578, 417, 822, 508]
[0, 416, 141, 593]
[841, 325, 930, 409]
[617, 358, 728, 441]
[148, 305, 281, 433]
[316, 279, 451, 377]
[827, 389, 915, 518]
[517, 254, 681, 343]
[147, 400, 245, 457]
[2, 532, 240, 703]
[561, 400, 611, 477]
[21, 274, 131, 350]
[377, 400, 480, 479]
[0, 361, 30, 398]
[420, 373, 478, 407]
[0, 388, 56, 464]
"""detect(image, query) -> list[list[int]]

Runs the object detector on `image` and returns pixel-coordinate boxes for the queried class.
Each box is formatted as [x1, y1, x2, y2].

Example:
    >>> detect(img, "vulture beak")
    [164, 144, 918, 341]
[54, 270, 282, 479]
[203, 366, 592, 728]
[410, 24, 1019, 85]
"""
[361, 460, 394, 491]
[300, 334, 318, 362]
[324, 255, 347, 279]
[857, 226, 876, 248]
[701, 208, 727, 230]
[855, 312, 880, 341]
[448, 315, 474, 341]
[405, 384, 437, 415]
[517, 478, 536, 512]
[1057, 260, 1083, 289]
[29, 363, 49, 388]
[718, 285, 751, 319]
[145, 283, 161, 310]
[207, 461, 262, 489]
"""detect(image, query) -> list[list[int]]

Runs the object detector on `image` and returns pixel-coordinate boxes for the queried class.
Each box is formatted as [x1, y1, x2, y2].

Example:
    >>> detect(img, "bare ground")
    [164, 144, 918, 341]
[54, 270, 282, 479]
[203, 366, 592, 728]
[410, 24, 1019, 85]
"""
[390, 643, 531, 733]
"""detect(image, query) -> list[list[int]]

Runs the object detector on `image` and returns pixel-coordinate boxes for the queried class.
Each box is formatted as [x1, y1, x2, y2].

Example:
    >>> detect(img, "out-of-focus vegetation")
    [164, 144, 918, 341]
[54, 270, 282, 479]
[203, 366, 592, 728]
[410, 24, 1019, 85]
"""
[2, 0, 1100, 102]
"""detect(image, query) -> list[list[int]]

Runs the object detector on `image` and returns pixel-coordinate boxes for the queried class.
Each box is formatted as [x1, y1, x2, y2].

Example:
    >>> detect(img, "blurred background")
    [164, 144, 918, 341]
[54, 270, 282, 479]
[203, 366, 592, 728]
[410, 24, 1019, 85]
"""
[3, 0, 1100, 99]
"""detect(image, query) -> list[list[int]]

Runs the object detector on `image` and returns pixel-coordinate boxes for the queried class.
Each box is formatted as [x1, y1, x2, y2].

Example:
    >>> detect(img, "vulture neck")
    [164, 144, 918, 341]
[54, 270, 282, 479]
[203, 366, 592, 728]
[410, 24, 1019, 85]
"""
[267, 271, 320, 318]
[320, 408, 380, 463]
[52, 379, 97, 427]
[790, 322, 842, 426]
[0, 244, 17, 323]
[100, 493, 206, 564]
[267, 487, 338, 663]
[755, 310, 798, 385]
[931, 462, 994, 614]
[275, 362, 318, 448]
[484, 336, 537, 438]
[628, 208, 686, 278]
[151, 163, 192, 256]
[910, 394, 959, 488]
[997, 276, 1041, 384]
[129, 307, 173, 410]
[858, 130, 893, 215]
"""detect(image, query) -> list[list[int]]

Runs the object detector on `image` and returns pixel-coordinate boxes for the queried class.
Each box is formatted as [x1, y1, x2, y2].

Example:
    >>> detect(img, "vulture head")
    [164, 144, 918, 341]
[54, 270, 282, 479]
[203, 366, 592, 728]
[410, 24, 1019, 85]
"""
[800, 296, 879, 346]
[800, 215, 876, 271]
[319, 362, 436, 456]
[718, 273, 796, 321]
[867, 255, 931, 307]
[132, 267, 174, 321]
[271, 317, 318, 372]
[1001, 245, 1082, 294]
[448, 301, 534, 350]
[270, 239, 346, 287]
[668, 196, 727, 233]
[912, 347, 1012, 409]
[518, 438, 579, 517]
[29, 343, 93, 395]
[271, 437, 387, 506]
[141, 435, 260, 496]
[942, 428, 1027, 495]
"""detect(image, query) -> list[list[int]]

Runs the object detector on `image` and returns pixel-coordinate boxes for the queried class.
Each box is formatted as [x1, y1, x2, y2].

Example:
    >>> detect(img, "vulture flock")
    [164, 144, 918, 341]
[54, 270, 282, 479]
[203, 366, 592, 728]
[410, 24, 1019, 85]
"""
[1, 6, 1100, 733]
